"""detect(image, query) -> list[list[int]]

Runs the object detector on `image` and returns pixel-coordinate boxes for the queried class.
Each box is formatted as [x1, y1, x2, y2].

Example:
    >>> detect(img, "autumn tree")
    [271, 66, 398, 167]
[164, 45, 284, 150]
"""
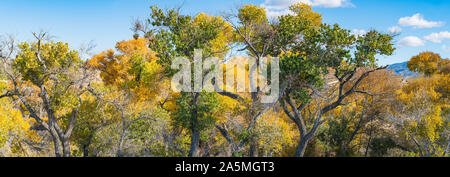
[277, 6, 396, 156]
[143, 5, 239, 157]
[87, 37, 176, 157]
[407, 52, 449, 77]
[0, 33, 96, 157]
[317, 69, 402, 157]
[388, 52, 449, 157]
[213, 3, 290, 157]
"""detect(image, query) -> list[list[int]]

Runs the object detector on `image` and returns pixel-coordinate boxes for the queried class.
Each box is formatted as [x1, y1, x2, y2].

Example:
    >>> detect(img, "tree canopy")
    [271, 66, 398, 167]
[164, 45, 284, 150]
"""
[0, 2, 448, 157]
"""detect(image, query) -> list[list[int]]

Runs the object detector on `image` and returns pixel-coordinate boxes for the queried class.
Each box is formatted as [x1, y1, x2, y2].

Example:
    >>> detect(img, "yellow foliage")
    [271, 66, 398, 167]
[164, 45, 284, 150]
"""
[89, 38, 166, 102]
[289, 3, 323, 27]
[193, 13, 234, 59]
[407, 52, 447, 76]
[0, 99, 40, 154]
[395, 74, 449, 142]
[255, 110, 297, 156]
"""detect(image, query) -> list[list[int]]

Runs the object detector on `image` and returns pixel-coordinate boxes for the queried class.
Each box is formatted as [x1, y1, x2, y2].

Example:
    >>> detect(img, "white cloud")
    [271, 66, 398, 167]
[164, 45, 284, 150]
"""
[261, 0, 354, 13]
[309, 0, 354, 8]
[398, 13, 444, 28]
[388, 26, 402, 33]
[262, 0, 353, 18]
[443, 45, 450, 52]
[352, 29, 367, 36]
[266, 9, 293, 19]
[261, 0, 297, 10]
[424, 31, 450, 43]
[398, 36, 425, 47]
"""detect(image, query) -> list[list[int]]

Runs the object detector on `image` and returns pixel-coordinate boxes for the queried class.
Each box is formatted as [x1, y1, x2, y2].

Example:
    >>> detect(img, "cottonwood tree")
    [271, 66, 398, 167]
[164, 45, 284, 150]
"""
[388, 53, 449, 157]
[389, 78, 449, 157]
[71, 88, 120, 157]
[0, 33, 96, 157]
[407, 52, 449, 77]
[213, 3, 294, 157]
[278, 20, 395, 156]
[144, 6, 235, 157]
[87, 37, 174, 157]
[317, 69, 401, 157]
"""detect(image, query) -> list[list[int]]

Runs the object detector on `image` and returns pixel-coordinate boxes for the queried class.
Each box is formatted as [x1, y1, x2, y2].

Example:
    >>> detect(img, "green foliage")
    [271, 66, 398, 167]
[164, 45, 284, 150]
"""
[0, 2, 448, 158]
[148, 5, 233, 75]
[126, 107, 172, 156]
[369, 138, 398, 157]
[172, 92, 221, 132]
[318, 114, 359, 153]
[354, 30, 395, 67]
[14, 41, 81, 85]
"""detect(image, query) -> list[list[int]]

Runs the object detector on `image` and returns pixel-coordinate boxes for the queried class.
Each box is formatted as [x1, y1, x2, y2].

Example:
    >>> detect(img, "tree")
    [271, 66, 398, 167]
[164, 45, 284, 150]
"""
[388, 67, 449, 157]
[213, 3, 287, 157]
[278, 16, 395, 156]
[88, 37, 175, 157]
[0, 33, 95, 157]
[71, 86, 120, 157]
[407, 52, 449, 76]
[317, 69, 402, 157]
[146, 6, 235, 157]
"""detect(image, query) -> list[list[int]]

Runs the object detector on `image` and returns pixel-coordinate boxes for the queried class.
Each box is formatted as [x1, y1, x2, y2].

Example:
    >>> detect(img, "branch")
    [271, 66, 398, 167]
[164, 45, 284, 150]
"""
[0, 91, 16, 99]
[64, 97, 81, 139]
[217, 91, 245, 102]
[354, 90, 374, 96]
[32, 32, 49, 70]
[344, 66, 388, 97]
[322, 66, 387, 115]
[280, 99, 296, 123]
[286, 97, 307, 135]
[17, 94, 50, 131]
[215, 124, 236, 149]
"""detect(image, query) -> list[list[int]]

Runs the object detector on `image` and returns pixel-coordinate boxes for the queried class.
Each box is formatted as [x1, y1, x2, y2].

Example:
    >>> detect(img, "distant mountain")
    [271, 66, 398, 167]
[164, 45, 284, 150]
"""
[387, 61, 419, 78]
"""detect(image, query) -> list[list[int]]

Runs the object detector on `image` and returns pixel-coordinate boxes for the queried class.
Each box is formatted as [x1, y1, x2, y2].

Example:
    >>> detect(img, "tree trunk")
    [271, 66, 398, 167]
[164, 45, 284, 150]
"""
[83, 145, 90, 157]
[62, 138, 71, 157]
[295, 136, 311, 157]
[189, 125, 200, 157]
[51, 133, 63, 157]
[117, 132, 126, 157]
[249, 138, 258, 157]
[83, 132, 95, 157]
[188, 93, 200, 157]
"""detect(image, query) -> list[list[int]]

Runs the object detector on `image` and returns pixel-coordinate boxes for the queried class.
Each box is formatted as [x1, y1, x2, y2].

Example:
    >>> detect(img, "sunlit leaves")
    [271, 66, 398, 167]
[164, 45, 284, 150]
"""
[0, 99, 39, 155]
[407, 52, 448, 76]
[89, 38, 165, 101]
[14, 41, 81, 85]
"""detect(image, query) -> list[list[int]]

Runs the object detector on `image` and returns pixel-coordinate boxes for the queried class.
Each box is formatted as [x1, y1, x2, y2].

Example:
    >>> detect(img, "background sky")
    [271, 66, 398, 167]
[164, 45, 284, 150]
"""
[1, 0, 449, 65]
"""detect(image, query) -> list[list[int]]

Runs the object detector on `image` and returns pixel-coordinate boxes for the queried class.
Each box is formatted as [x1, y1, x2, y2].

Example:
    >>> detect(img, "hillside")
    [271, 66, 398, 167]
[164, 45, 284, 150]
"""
[387, 61, 419, 78]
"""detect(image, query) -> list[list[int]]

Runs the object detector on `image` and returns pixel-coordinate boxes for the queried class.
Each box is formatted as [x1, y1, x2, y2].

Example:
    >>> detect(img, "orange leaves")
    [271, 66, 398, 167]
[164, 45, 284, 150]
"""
[115, 38, 151, 56]
[89, 38, 166, 102]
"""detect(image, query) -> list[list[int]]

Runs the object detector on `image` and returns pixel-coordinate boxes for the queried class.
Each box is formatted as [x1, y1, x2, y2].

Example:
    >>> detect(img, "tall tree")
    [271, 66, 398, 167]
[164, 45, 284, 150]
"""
[87, 37, 173, 157]
[278, 18, 395, 156]
[146, 6, 235, 157]
[0, 33, 95, 157]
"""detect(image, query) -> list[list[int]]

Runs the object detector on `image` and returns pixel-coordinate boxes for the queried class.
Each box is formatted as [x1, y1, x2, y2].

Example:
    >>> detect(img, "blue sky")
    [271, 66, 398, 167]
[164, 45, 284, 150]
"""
[1, 0, 449, 65]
